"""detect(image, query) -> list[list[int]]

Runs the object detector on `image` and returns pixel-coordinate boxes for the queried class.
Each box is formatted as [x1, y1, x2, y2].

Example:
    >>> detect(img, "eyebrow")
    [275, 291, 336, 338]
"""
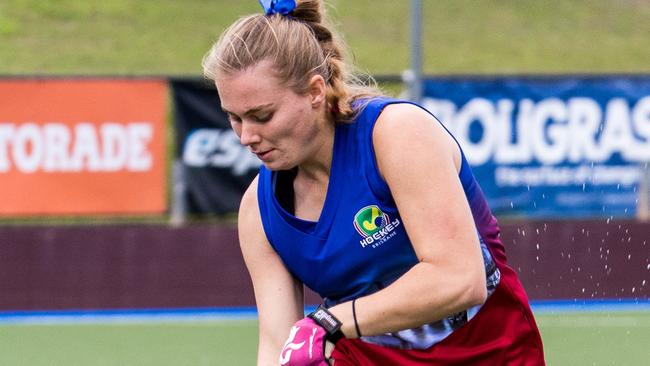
[221, 103, 273, 116]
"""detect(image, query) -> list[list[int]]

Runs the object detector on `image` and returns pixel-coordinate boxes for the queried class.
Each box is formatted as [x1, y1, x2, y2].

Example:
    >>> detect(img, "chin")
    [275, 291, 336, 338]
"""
[263, 160, 296, 172]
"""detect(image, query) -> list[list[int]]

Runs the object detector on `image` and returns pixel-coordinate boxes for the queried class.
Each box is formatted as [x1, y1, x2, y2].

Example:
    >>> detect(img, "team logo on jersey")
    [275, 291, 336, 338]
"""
[353, 205, 401, 248]
[353, 205, 389, 237]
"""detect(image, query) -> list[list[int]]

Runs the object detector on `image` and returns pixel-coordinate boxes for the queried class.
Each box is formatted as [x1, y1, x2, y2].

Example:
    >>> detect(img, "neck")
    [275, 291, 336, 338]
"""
[296, 117, 335, 184]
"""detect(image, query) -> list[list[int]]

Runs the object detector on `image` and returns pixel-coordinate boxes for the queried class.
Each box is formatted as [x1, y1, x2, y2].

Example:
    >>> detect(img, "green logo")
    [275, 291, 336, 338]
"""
[353, 205, 390, 237]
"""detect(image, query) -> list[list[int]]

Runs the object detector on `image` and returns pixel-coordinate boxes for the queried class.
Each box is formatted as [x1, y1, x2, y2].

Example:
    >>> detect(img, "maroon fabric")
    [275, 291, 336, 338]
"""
[330, 265, 545, 365]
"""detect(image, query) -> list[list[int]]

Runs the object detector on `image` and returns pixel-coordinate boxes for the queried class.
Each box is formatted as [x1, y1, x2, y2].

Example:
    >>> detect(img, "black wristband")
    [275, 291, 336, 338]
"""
[352, 298, 362, 337]
[308, 305, 345, 343]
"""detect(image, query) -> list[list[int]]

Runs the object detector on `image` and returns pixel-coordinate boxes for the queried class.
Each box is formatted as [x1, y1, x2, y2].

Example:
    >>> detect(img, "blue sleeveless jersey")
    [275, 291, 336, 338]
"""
[258, 98, 501, 349]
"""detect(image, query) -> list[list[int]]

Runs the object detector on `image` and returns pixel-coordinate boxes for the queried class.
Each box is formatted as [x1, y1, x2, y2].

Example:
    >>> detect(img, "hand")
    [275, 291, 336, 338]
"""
[279, 317, 332, 366]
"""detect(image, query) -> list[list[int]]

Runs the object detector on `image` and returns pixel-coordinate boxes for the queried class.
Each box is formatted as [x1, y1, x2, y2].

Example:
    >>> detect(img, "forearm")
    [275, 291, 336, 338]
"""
[257, 340, 281, 366]
[256, 306, 303, 365]
[254, 284, 304, 365]
[330, 261, 487, 338]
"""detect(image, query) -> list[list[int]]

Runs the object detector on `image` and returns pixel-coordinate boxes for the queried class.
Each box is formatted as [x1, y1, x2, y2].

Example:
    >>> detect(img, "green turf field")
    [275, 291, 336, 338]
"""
[1, 311, 648, 365]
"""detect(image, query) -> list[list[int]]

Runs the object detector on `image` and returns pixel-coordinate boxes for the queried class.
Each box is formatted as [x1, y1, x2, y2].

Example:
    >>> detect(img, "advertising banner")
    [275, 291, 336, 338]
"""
[421, 76, 650, 218]
[171, 79, 260, 214]
[0, 79, 167, 215]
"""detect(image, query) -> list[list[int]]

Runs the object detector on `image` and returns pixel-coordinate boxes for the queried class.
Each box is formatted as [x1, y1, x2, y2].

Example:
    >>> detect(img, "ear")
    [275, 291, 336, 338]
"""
[307, 74, 327, 108]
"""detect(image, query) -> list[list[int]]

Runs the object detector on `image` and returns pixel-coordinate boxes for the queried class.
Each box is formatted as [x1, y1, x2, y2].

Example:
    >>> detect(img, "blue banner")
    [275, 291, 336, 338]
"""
[421, 76, 650, 218]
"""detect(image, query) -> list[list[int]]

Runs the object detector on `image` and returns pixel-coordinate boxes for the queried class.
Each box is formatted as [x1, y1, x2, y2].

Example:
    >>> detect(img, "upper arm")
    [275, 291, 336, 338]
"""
[372, 104, 483, 272]
[238, 176, 304, 362]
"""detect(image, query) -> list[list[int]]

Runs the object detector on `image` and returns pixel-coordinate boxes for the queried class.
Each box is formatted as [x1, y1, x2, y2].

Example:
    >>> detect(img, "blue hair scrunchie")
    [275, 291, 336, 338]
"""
[258, 0, 297, 16]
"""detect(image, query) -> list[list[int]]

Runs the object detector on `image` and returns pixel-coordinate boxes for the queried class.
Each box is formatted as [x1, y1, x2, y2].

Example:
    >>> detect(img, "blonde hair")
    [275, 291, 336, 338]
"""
[202, 0, 383, 122]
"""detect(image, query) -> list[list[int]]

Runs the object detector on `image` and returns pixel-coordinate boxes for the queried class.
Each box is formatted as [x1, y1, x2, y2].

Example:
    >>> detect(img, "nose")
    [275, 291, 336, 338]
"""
[238, 120, 262, 147]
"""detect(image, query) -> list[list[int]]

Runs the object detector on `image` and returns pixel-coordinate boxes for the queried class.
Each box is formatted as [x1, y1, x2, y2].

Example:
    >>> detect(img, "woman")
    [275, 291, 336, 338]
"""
[203, 0, 545, 364]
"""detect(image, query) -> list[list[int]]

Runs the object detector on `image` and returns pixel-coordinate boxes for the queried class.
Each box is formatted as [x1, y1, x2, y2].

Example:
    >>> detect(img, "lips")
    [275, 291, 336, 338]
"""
[254, 149, 273, 160]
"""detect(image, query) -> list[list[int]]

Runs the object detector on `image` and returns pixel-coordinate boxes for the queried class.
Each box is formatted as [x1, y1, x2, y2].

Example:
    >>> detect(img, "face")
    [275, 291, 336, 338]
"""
[216, 61, 330, 171]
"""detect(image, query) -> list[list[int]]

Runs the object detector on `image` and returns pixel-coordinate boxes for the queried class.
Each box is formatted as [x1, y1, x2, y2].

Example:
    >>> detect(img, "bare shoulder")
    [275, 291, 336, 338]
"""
[377, 102, 432, 123]
[373, 102, 460, 172]
[237, 175, 269, 252]
[238, 174, 260, 226]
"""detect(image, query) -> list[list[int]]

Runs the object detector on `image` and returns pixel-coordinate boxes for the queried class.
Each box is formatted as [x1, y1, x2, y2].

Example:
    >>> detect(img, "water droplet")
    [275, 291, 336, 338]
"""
[536, 243, 540, 250]
[628, 254, 632, 260]
[643, 280, 647, 286]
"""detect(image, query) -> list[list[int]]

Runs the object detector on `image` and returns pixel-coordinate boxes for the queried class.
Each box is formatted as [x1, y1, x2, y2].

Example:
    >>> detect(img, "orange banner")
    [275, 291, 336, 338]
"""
[0, 79, 167, 215]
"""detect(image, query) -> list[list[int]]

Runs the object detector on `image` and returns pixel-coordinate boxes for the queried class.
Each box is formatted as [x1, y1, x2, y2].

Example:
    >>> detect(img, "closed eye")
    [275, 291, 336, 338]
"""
[227, 113, 241, 123]
[253, 113, 273, 123]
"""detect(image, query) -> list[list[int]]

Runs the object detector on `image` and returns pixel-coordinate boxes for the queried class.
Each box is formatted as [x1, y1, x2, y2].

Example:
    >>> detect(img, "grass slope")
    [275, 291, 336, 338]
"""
[1, 1, 649, 76]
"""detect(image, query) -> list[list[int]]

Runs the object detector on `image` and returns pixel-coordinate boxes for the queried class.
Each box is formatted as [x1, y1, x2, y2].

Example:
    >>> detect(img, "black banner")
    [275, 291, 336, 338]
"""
[171, 79, 260, 214]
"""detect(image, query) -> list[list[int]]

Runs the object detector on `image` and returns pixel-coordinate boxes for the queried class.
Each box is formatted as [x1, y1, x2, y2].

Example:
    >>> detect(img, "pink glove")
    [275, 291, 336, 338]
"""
[279, 317, 329, 366]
